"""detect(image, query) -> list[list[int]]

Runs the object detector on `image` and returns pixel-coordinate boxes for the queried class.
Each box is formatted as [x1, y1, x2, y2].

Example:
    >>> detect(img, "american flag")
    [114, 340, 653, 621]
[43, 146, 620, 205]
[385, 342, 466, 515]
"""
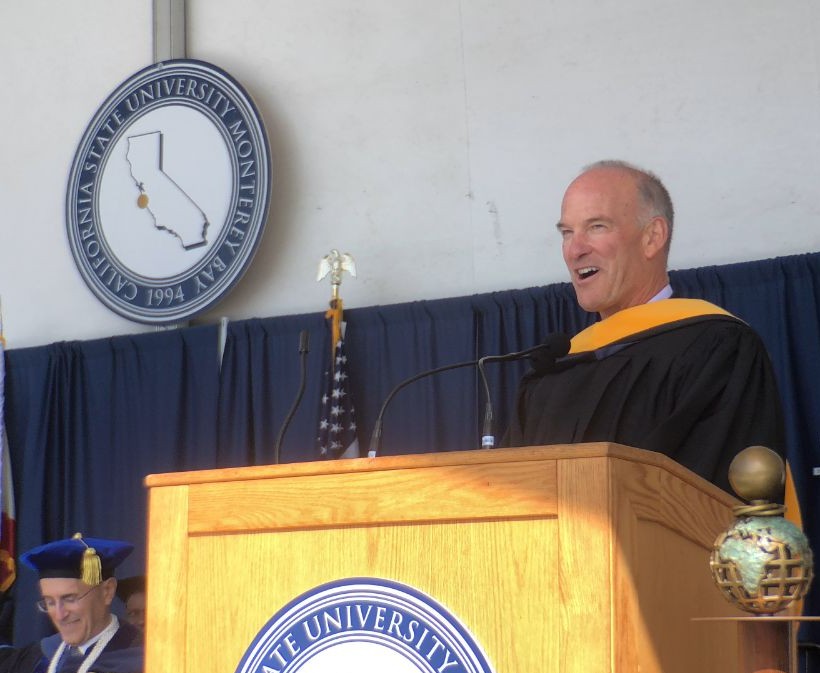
[316, 336, 360, 459]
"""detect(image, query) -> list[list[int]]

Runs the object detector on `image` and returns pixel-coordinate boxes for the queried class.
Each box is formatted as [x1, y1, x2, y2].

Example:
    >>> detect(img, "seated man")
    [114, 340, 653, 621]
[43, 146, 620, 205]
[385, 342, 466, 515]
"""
[115, 576, 146, 632]
[505, 160, 785, 494]
[0, 533, 143, 673]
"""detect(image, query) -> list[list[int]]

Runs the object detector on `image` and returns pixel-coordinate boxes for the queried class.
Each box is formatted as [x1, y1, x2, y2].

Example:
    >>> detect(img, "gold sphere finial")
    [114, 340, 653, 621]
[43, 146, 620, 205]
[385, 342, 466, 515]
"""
[728, 445, 785, 503]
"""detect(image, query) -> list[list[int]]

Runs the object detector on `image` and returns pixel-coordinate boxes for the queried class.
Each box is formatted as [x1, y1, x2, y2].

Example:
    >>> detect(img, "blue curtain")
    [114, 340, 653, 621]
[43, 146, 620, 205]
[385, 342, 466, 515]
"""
[4, 326, 220, 644]
[3, 252, 820, 646]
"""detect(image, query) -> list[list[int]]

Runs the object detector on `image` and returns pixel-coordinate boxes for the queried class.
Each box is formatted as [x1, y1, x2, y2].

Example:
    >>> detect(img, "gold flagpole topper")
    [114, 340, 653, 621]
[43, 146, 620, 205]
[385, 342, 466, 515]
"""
[316, 250, 357, 351]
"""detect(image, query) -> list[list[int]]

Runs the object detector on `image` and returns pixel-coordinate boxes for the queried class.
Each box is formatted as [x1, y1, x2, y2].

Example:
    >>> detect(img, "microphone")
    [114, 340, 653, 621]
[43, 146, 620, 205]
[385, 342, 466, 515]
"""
[367, 333, 570, 458]
[477, 333, 571, 449]
[273, 329, 310, 464]
[529, 333, 572, 374]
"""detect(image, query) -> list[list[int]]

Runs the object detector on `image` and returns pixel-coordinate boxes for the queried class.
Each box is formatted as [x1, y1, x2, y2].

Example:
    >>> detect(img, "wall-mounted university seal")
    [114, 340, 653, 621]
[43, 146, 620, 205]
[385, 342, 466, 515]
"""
[234, 578, 495, 673]
[65, 59, 271, 323]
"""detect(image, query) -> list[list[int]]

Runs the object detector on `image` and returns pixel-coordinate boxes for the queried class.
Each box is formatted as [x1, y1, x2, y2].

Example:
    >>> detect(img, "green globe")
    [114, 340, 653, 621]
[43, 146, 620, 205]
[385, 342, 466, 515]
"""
[710, 515, 813, 614]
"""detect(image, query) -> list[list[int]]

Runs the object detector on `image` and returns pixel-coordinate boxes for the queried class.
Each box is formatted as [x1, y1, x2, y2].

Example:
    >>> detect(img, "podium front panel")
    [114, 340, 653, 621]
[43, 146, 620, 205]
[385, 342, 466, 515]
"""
[145, 443, 744, 673]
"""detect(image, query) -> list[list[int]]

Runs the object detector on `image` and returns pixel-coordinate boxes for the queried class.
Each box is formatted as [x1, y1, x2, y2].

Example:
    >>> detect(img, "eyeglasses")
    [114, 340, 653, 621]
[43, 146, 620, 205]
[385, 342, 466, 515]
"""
[36, 585, 98, 613]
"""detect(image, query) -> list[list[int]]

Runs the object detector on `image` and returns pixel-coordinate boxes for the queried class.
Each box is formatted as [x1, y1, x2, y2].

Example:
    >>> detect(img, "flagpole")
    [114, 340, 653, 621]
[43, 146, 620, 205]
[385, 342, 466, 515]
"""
[317, 249, 356, 354]
[315, 250, 360, 460]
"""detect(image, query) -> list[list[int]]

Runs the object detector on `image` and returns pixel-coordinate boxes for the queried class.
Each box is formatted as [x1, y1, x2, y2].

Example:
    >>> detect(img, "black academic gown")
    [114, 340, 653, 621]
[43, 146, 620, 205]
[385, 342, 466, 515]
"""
[505, 313, 786, 494]
[0, 620, 142, 673]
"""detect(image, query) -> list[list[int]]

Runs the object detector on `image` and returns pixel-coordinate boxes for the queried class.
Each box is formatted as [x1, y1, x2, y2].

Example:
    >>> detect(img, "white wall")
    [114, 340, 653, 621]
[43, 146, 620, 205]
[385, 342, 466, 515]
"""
[2, 1, 819, 349]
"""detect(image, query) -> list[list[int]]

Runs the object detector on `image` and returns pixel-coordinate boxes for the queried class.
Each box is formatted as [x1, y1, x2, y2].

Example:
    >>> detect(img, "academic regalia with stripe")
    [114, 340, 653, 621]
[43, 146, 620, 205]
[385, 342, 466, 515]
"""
[0, 622, 142, 673]
[504, 298, 786, 495]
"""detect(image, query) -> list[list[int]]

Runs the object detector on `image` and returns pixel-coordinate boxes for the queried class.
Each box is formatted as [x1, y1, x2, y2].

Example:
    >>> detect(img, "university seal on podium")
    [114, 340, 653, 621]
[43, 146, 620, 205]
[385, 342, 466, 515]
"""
[234, 578, 495, 673]
[65, 59, 271, 323]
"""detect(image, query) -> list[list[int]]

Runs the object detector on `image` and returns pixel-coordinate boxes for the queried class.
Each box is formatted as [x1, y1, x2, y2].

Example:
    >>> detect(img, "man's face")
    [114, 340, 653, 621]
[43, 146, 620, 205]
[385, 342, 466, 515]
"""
[125, 592, 146, 630]
[557, 167, 667, 318]
[39, 577, 115, 646]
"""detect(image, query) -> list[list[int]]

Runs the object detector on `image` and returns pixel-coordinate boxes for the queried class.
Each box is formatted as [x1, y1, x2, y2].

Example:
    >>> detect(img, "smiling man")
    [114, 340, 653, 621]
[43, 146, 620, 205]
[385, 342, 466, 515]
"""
[558, 162, 672, 318]
[504, 160, 786, 494]
[0, 533, 143, 673]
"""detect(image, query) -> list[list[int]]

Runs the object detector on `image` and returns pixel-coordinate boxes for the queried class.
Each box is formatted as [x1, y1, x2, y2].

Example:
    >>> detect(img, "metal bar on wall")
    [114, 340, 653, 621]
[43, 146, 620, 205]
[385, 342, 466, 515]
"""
[153, 0, 186, 62]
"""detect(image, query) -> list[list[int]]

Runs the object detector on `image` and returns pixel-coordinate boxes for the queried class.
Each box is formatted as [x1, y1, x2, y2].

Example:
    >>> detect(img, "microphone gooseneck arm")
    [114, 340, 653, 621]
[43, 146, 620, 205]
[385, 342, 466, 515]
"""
[274, 330, 310, 465]
[367, 359, 478, 458]
[477, 357, 495, 449]
[477, 335, 572, 449]
[368, 333, 571, 458]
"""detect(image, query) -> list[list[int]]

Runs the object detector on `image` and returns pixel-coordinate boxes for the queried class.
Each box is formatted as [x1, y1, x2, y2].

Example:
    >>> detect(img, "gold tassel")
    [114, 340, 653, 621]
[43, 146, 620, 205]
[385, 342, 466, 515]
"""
[72, 533, 102, 586]
[81, 547, 102, 586]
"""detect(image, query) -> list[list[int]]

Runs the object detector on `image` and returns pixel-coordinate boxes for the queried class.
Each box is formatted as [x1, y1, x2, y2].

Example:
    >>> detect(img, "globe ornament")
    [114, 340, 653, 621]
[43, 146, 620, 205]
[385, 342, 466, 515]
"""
[710, 446, 814, 615]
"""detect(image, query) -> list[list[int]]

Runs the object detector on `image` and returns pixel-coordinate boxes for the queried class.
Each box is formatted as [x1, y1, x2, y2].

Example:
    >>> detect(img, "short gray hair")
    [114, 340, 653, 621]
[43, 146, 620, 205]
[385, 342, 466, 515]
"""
[583, 159, 674, 247]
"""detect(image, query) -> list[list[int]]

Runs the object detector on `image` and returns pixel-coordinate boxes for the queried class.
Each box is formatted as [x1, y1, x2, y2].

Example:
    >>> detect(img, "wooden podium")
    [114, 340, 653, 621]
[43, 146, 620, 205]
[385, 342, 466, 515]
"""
[144, 443, 749, 672]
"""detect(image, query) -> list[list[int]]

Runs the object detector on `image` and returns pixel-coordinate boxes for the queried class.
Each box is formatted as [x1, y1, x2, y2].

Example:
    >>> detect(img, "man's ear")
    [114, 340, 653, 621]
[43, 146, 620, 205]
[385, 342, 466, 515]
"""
[643, 216, 669, 259]
[101, 577, 117, 606]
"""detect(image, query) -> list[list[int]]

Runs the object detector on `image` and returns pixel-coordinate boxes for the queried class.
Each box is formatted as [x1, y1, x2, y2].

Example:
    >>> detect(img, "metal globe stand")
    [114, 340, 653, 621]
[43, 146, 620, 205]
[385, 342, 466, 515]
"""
[696, 446, 817, 673]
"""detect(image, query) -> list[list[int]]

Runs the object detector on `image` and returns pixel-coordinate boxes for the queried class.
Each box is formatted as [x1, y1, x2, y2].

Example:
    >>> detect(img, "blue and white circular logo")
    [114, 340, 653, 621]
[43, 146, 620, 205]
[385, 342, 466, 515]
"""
[66, 59, 271, 323]
[235, 578, 496, 673]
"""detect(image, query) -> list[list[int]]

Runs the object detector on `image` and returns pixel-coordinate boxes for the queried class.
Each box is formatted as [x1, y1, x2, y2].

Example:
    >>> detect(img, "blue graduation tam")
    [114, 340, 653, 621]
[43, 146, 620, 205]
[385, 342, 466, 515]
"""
[21, 532, 134, 586]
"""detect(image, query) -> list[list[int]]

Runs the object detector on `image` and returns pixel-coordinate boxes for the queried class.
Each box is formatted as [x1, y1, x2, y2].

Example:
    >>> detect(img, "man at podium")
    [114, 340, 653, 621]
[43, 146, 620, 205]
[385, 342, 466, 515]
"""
[505, 160, 785, 493]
